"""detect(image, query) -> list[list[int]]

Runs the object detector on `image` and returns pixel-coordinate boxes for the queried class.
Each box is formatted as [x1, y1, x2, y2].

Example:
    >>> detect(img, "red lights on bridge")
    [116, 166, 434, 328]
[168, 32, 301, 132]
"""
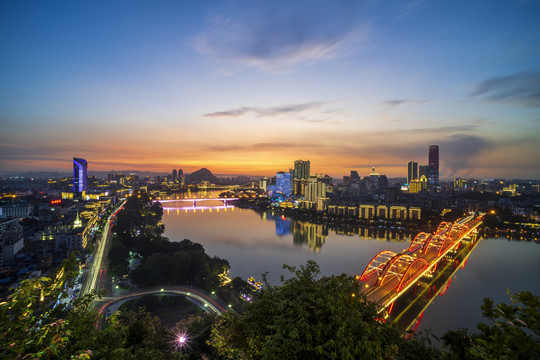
[356, 215, 483, 309]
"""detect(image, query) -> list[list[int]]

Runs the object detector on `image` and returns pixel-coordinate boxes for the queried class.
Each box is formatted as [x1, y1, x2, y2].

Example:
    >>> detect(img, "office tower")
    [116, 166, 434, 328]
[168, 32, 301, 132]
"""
[172, 169, 178, 181]
[407, 161, 418, 184]
[294, 160, 310, 180]
[73, 158, 88, 197]
[428, 145, 439, 186]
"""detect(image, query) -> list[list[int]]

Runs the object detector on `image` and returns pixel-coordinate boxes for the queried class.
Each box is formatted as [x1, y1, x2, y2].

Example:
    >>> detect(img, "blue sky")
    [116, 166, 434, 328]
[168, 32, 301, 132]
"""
[1, 0, 539, 178]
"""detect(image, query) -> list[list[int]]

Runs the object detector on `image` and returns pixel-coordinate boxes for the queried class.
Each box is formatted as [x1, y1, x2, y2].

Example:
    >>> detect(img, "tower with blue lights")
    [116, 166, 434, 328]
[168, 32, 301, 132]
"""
[73, 157, 88, 199]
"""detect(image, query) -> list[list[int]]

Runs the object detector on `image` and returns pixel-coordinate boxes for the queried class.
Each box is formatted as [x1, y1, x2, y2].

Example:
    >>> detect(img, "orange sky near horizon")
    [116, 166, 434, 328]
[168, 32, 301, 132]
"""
[1, 1, 539, 180]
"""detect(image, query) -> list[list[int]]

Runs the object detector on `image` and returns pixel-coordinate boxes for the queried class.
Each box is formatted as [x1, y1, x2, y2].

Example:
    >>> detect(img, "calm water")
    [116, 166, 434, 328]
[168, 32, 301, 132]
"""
[161, 198, 540, 335]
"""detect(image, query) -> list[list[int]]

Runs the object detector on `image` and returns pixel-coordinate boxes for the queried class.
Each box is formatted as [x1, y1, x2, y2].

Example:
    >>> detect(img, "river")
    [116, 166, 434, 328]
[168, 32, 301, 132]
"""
[160, 196, 540, 335]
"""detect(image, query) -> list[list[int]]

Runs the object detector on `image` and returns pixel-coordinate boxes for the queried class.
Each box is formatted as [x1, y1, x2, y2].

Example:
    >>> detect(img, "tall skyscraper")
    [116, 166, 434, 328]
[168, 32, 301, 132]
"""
[428, 145, 439, 186]
[407, 161, 418, 184]
[172, 169, 178, 181]
[294, 160, 310, 180]
[73, 157, 88, 197]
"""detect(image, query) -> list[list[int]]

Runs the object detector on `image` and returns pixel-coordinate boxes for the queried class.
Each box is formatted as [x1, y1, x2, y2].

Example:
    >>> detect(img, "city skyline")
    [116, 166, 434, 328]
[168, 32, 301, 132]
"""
[1, 1, 539, 179]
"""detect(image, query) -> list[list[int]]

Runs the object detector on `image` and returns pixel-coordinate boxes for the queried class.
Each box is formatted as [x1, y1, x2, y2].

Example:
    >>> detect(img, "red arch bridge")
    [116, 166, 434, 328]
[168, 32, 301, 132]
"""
[357, 214, 483, 313]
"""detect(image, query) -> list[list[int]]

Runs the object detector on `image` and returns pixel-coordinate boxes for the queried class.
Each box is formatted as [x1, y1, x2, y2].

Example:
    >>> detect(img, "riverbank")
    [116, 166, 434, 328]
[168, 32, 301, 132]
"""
[234, 197, 435, 234]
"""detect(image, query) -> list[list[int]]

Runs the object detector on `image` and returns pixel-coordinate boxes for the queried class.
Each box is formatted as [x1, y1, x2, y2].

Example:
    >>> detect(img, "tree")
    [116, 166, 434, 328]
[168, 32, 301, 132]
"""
[470, 291, 540, 359]
[0, 256, 98, 359]
[209, 260, 438, 359]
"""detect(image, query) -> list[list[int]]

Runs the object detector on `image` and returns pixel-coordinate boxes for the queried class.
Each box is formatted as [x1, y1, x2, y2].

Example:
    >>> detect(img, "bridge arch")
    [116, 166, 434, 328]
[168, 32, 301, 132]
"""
[396, 258, 429, 293]
[358, 250, 397, 285]
[379, 253, 417, 286]
[458, 224, 470, 239]
[436, 222, 451, 234]
[437, 236, 456, 257]
[422, 234, 444, 256]
[407, 232, 430, 253]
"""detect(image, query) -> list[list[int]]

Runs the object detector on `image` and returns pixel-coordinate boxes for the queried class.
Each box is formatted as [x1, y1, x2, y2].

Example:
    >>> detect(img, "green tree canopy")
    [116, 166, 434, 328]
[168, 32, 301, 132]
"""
[209, 260, 439, 360]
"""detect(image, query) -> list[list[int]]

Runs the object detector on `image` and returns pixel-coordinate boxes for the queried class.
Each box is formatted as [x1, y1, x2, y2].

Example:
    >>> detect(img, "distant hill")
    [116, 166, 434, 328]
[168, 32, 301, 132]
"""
[186, 168, 220, 184]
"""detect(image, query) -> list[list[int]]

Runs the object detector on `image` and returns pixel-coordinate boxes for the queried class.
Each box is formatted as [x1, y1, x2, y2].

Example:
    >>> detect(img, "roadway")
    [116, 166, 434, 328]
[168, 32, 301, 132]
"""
[94, 285, 230, 327]
[79, 201, 125, 299]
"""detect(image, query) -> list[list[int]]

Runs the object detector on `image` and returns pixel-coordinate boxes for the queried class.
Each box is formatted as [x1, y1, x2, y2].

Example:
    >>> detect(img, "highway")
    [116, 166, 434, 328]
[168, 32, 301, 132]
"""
[80, 201, 125, 299]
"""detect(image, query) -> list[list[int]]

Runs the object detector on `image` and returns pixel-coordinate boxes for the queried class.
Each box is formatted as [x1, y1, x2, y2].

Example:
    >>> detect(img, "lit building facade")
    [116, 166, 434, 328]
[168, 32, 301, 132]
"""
[73, 157, 88, 198]
[407, 161, 418, 184]
[303, 175, 329, 210]
[428, 145, 439, 186]
[275, 172, 292, 197]
[294, 160, 310, 180]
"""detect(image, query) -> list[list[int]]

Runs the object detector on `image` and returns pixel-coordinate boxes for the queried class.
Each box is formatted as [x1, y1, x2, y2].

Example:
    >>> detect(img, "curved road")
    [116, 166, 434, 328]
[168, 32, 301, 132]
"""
[95, 286, 230, 326]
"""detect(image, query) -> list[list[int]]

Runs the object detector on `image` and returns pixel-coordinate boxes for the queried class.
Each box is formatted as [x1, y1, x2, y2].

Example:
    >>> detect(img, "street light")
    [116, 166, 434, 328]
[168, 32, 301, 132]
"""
[174, 331, 189, 351]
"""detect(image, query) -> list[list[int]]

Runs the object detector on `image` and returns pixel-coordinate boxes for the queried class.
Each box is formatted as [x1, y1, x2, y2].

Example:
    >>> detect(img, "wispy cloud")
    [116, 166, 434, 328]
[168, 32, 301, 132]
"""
[191, 1, 370, 72]
[469, 71, 540, 108]
[203, 101, 326, 118]
[380, 98, 429, 109]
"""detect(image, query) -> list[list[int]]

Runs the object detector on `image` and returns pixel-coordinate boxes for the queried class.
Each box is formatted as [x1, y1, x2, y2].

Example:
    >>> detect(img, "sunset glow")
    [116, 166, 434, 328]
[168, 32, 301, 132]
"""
[1, 1, 539, 178]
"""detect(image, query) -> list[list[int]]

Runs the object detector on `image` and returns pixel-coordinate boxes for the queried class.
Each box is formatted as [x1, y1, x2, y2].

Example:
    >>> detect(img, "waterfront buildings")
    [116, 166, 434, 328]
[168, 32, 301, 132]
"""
[303, 175, 329, 211]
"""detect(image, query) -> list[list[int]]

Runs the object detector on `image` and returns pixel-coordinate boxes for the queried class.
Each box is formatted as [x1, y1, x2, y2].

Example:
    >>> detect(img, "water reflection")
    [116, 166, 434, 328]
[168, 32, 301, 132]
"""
[260, 211, 411, 250]
[160, 202, 540, 335]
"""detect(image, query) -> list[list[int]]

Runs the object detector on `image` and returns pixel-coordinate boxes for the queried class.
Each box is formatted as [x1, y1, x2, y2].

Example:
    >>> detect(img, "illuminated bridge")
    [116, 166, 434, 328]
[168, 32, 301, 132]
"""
[155, 197, 238, 206]
[357, 214, 483, 313]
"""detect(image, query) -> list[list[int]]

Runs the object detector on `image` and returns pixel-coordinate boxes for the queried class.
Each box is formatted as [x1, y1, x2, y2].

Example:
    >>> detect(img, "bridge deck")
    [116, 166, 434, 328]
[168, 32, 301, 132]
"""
[359, 216, 483, 310]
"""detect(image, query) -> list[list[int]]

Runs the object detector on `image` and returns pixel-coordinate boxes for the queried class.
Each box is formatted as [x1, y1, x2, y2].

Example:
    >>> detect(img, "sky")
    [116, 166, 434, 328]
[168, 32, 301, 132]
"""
[1, 0, 539, 179]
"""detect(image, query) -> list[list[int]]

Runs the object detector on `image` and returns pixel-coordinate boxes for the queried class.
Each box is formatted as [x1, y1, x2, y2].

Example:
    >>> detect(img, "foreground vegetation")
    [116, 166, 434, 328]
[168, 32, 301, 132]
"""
[1, 258, 538, 359]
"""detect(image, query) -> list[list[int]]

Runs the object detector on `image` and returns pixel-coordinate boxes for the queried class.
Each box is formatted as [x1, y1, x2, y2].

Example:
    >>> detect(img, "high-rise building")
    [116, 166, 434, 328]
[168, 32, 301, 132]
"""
[294, 160, 310, 180]
[73, 158, 88, 197]
[407, 161, 418, 184]
[428, 145, 439, 186]
[172, 169, 178, 181]
[275, 172, 292, 197]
